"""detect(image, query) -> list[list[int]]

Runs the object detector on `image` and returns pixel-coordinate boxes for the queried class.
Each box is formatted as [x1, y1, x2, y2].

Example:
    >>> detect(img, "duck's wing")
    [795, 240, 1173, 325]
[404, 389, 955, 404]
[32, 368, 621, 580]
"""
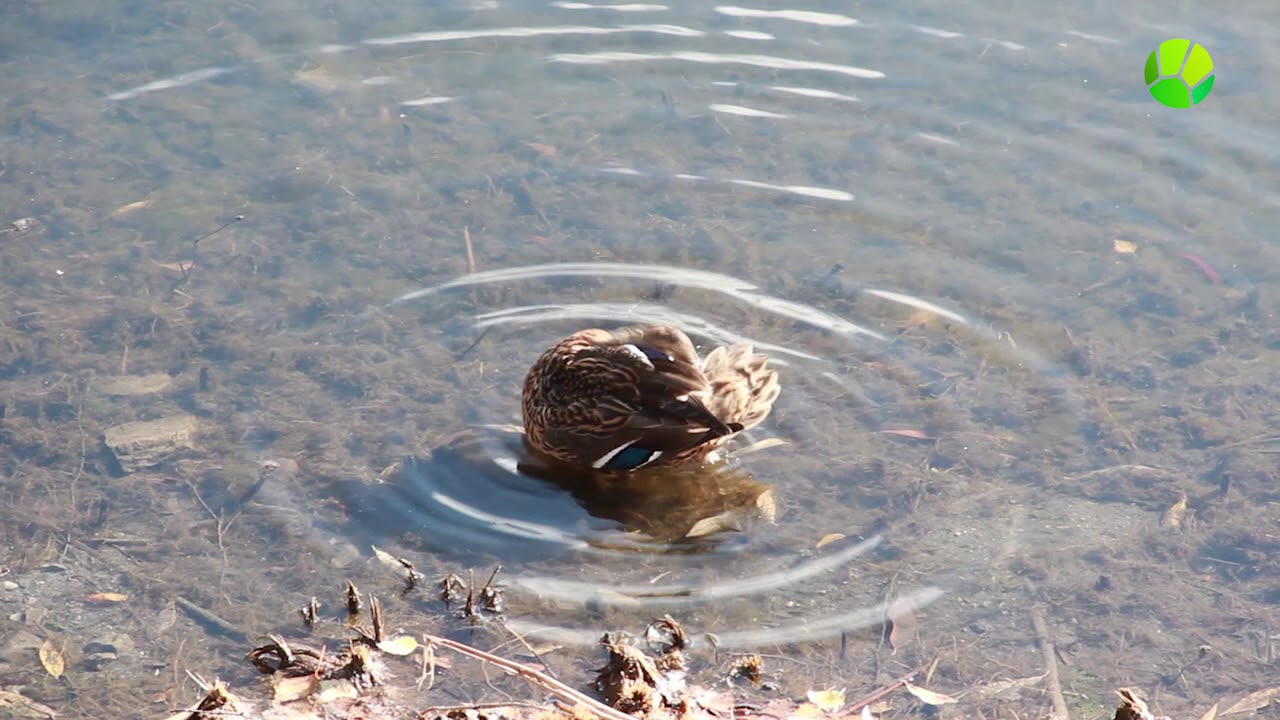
[546, 336, 739, 471]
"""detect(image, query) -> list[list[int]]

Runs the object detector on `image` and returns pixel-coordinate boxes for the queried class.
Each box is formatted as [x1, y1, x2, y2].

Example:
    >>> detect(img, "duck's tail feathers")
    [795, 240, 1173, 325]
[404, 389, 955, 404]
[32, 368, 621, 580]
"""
[700, 344, 780, 432]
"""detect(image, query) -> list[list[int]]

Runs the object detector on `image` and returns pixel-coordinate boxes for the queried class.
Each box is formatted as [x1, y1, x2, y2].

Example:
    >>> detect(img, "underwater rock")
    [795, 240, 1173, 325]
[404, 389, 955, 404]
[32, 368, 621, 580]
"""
[103, 414, 199, 473]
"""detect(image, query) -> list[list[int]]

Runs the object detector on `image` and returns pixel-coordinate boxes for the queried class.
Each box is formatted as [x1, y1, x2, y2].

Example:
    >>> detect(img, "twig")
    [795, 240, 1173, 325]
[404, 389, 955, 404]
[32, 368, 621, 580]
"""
[1030, 608, 1069, 720]
[464, 226, 476, 273]
[423, 634, 635, 720]
[175, 214, 243, 289]
[417, 640, 437, 692]
[847, 670, 917, 714]
[500, 620, 559, 680]
[174, 596, 247, 641]
[424, 701, 551, 715]
[1062, 464, 1170, 481]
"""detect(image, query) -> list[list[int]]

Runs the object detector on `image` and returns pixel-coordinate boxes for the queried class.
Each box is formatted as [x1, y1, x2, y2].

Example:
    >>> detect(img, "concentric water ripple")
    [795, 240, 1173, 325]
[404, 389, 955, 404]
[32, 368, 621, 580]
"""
[321, 262, 1090, 646]
[7, 0, 1278, 709]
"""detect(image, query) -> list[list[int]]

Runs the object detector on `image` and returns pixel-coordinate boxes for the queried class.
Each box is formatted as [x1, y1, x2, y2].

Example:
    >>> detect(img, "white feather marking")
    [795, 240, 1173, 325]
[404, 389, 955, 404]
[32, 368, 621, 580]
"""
[635, 450, 662, 468]
[593, 440, 637, 469]
[593, 440, 662, 469]
[620, 344, 655, 368]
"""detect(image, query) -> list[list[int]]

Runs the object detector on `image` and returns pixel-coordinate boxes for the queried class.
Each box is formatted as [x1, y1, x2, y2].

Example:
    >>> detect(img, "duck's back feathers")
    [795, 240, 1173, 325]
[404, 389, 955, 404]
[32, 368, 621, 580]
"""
[522, 325, 778, 471]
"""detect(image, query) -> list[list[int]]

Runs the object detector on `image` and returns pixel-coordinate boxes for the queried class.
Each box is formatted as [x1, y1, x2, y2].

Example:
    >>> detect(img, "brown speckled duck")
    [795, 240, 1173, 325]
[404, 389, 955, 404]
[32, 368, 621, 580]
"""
[522, 324, 780, 472]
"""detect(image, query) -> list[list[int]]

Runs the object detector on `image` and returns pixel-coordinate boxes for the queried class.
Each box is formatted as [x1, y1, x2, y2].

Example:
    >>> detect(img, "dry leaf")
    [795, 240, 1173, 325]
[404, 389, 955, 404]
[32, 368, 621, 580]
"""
[806, 689, 846, 712]
[685, 513, 738, 538]
[1113, 239, 1138, 254]
[1199, 703, 1219, 720]
[1222, 687, 1280, 715]
[38, 639, 64, 678]
[525, 142, 557, 158]
[273, 674, 320, 703]
[1116, 688, 1155, 720]
[108, 197, 153, 218]
[885, 597, 918, 652]
[1160, 489, 1189, 529]
[904, 682, 957, 706]
[973, 673, 1047, 699]
[85, 592, 128, 603]
[755, 489, 777, 522]
[689, 687, 733, 717]
[371, 545, 404, 569]
[149, 259, 193, 273]
[314, 679, 360, 703]
[377, 635, 420, 656]
[815, 533, 846, 549]
[877, 429, 934, 441]
[155, 600, 178, 634]
[758, 699, 795, 719]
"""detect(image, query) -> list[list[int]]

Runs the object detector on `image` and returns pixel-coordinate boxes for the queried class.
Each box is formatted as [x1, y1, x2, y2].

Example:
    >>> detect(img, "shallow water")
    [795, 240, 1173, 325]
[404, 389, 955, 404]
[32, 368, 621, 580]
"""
[2, 0, 1279, 716]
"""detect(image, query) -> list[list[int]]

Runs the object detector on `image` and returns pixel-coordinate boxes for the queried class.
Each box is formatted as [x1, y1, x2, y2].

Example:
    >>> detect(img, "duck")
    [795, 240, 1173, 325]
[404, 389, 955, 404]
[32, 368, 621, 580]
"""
[521, 324, 781, 472]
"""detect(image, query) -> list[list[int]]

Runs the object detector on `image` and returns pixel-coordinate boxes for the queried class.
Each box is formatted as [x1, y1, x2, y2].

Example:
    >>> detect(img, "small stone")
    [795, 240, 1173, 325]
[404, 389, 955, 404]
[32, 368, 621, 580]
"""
[1, 580, 18, 591]
[22, 606, 46, 626]
[9, 217, 38, 233]
[83, 651, 118, 670]
[97, 373, 173, 396]
[81, 633, 133, 671]
[103, 414, 199, 473]
[260, 458, 300, 482]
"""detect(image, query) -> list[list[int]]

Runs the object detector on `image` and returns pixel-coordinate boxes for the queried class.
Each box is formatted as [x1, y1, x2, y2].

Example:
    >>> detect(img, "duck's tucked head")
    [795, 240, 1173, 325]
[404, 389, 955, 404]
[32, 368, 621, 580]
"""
[521, 324, 780, 472]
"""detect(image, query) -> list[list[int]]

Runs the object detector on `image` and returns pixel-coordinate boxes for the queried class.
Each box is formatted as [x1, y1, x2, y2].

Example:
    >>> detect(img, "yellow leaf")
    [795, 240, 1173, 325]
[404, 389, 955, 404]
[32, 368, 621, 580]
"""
[273, 675, 319, 703]
[1199, 703, 1219, 720]
[377, 635, 420, 656]
[1113, 239, 1138, 254]
[815, 533, 846, 549]
[315, 680, 360, 703]
[904, 682, 957, 705]
[806, 689, 846, 712]
[1222, 688, 1280, 715]
[85, 592, 129, 603]
[39, 639, 65, 678]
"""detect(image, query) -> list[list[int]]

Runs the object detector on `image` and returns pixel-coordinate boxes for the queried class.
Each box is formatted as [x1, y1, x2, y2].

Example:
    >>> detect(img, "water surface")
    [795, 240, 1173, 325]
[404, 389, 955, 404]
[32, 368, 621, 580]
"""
[2, 0, 1278, 716]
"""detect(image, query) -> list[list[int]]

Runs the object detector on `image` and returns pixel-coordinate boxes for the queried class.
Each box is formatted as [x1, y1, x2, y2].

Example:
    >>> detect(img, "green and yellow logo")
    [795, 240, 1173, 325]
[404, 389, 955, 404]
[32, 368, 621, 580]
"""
[1145, 39, 1214, 108]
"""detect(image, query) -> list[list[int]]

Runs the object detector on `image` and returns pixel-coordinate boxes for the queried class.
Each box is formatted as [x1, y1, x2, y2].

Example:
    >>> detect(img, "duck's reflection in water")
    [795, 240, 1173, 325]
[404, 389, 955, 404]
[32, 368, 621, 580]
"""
[332, 426, 776, 562]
